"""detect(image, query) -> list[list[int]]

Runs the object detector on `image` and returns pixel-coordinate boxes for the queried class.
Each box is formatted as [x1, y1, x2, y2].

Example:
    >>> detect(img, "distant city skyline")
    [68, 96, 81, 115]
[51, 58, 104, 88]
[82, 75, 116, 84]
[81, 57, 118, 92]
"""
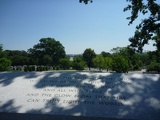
[0, 0, 156, 54]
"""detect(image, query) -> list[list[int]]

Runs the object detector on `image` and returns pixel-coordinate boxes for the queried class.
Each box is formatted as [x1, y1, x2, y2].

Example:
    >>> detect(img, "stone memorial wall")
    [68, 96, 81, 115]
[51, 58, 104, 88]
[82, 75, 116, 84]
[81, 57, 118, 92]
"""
[0, 72, 160, 120]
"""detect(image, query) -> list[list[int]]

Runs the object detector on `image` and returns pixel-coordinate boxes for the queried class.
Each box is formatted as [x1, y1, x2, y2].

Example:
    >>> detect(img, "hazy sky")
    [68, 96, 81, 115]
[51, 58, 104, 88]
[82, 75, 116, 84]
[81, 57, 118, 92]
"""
[0, 0, 157, 54]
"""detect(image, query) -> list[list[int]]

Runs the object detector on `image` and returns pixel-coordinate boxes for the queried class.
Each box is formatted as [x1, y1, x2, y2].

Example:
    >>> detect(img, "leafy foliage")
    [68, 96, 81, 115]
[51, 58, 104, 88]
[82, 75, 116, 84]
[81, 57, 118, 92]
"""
[104, 57, 112, 71]
[83, 48, 96, 70]
[124, 0, 160, 53]
[28, 38, 66, 66]
[72, 56, 86, 70]
[112, 55, 129, 73]
[147, 61, 160, 73]
[0, 44, 2, 52]
[60, 58, 71, 70]
[100, 51, 111, 57]
[131, 54, 143, 70]
[79, 0, 93, 4]
[0, 58, 11, 71]
[1, 50, 29, 66]
[93, 55, 105, 71]
[24, 66, 36, 72]
[42, 55, 52, 66]
[111, 47, 143, 70]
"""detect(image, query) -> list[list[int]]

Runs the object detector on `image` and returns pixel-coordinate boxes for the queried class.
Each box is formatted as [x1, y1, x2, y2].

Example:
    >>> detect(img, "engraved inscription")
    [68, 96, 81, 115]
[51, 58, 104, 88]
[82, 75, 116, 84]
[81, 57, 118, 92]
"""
[26, 76, 130, 106]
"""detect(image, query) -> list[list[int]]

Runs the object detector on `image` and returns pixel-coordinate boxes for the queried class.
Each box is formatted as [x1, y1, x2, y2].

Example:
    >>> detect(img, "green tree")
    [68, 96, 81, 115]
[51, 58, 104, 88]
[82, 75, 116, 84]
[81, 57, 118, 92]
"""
[139, 52, 150, 67]
[2, 50, 29, 66]
[111, 47, 134, 57]
[124, 0, 160, 53]
[8, 56, 29, 66]
[112, 55, 129, 73]
[43, 55, 52, 66]
[83, 48, 96, 70]
[28, 38, 66, 66]
[60, 58, 71, 70]
[0, 44, 2, 52]
[104, 57, 112, 71]
[147, 61, 160, 73]
[4, 50, 28, 57]
[110, 47, 123, 55]
[0, 58, 11, 71]
[147, 51, 158, 63]
[93, 55, 105, 71]
[0, 44, 3, 58]
[29, 57, 38, 65]
[110, 46, 145, 70]
[100, 51, 111, 57]
[131, 54, 143, 70]
[72, 56, 86, 70]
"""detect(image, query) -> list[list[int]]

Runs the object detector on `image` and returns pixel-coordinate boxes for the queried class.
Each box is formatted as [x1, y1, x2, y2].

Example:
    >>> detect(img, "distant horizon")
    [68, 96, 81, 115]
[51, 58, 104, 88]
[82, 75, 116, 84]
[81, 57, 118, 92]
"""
[2, 46, 154, 55]
[0, 0, 156, 54]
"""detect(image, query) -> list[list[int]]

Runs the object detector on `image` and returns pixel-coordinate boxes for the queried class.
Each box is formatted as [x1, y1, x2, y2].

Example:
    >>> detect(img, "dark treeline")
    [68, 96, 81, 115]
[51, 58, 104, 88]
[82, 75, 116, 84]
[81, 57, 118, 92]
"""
[0, 38, 160, 73]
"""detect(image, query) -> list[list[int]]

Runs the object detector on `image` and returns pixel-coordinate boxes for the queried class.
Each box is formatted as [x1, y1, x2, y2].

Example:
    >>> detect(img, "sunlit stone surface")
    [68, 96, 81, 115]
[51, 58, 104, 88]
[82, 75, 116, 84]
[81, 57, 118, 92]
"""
[0, 72, 160, 120]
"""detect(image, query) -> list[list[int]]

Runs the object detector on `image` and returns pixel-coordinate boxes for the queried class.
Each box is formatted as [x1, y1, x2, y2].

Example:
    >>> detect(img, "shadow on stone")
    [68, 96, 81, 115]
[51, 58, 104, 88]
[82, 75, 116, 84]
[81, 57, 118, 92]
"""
[0, 72, 160, 120]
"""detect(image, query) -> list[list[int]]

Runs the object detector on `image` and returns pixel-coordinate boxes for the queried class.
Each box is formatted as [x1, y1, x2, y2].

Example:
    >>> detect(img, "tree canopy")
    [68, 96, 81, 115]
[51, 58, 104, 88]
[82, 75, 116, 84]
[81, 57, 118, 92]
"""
[60, 58, 71, 70]
[0, 44, 2, 52]
[124, 0, 160, 53]
[100, 51, 111, 57]
[0, 58, 11, 71]
[0, 50, 29, 66]
[79, 0, 93, 4]
[83, 48, 96, 70]
[28, 38, 66, 66]
[0, 42, 158, 72]
[112, 55, 129, 73]
[93, 55, 105, 71]
[72, 56, 86, 70]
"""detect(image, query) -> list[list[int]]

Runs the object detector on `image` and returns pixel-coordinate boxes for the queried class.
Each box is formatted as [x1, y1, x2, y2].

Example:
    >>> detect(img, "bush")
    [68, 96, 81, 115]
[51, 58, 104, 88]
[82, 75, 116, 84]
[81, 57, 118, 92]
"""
[133, 64, 140, 70]
[0, 58, 11, 71]
[147, 62, 160, 73]
[36, 66, 40, 71]
[24, 66, 28, 72]
[72, 57, 86, 70]
[132, 60, 143, 70]
[37, 66, 44, 71]
[40, 66, 46, 71]
[60, 58, 71, 70]
[30, 66, 36, 71]
[55, 66, 59, 70]
[112, 55, 129, 73]
[52, 66, 56, 70]
[45, 66, 49, 71]
[24, 66, 35, 72]
[93, 55, 105, 71]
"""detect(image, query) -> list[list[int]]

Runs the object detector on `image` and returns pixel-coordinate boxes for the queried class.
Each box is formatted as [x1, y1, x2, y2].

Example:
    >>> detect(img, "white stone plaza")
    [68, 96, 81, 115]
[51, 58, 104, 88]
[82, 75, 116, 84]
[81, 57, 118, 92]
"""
[0, 72, 160, 120]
